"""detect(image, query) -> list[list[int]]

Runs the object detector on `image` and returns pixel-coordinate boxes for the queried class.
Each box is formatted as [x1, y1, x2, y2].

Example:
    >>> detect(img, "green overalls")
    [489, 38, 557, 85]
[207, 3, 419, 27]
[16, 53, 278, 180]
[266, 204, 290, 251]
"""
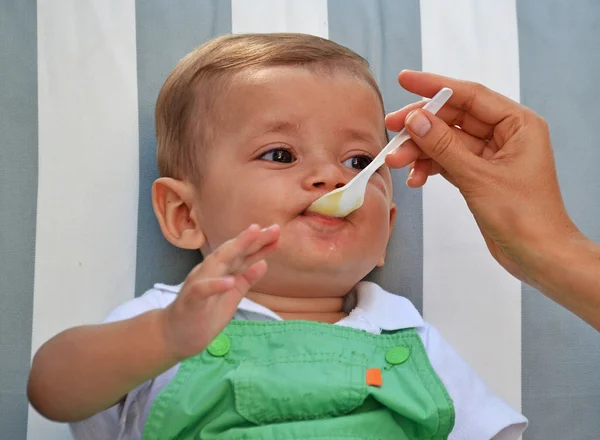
[142, 320, 455, 440]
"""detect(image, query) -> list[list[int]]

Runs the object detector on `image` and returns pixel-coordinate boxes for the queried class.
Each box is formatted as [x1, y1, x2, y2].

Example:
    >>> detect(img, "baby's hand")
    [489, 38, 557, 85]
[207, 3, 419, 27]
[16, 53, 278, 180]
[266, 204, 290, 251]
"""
[160, 224, 280, 361]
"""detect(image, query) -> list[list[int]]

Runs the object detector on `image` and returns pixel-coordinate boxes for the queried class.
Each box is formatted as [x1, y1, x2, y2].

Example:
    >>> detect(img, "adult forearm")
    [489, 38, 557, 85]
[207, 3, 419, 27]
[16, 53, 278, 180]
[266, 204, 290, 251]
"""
[522, 232, 600, 331]
[28, 309, 178, 422]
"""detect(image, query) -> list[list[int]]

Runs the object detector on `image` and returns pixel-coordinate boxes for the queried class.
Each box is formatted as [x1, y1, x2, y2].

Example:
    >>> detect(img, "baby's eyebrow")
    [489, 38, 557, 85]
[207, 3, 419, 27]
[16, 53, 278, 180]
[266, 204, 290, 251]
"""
[249, 120, 381, 148]
[251, 120, 300, 139]
[335, 127, 380, 148]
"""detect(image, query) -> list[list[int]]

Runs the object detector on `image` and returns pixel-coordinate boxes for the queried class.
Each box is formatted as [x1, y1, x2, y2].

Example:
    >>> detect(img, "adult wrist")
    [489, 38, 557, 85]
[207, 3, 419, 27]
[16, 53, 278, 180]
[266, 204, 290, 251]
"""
[518, 226, 591, 294]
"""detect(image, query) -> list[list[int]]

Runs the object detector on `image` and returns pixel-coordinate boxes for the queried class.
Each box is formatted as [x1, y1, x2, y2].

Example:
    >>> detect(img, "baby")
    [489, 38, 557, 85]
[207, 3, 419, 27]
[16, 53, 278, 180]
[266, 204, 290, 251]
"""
[28, 33, 527, 440]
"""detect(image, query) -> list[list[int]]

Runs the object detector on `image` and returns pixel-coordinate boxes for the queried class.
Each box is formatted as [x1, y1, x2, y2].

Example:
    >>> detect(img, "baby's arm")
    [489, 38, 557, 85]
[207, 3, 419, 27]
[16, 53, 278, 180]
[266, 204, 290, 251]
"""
[28, 224, 279, 422]
[28, 309, 176, 422]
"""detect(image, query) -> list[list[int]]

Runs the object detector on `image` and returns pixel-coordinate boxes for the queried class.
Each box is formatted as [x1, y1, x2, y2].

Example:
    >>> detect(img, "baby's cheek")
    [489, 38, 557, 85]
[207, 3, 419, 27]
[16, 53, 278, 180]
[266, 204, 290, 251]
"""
[242, 196, 283, 227]
[367, 175, 392, 202]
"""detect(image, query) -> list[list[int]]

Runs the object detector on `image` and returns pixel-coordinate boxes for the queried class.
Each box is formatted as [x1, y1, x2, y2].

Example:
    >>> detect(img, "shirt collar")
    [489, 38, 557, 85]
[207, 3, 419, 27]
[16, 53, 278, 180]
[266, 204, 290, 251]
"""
[338, 281, 424, 331]
[154, 280, 423, 332]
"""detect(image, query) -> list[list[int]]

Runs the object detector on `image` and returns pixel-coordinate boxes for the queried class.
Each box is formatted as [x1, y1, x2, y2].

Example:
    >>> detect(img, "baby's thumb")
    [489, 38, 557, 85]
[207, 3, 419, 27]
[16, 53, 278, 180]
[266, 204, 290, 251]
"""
[404, 109, 480, 180]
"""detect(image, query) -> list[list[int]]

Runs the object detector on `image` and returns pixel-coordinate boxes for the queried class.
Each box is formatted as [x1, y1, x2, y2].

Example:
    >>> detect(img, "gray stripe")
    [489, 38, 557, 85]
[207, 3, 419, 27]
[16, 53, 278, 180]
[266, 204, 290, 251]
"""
[134, 0, 232, 295]
[328, 0, 423, 310]
[518, 1, 600, 438]
[0, 1, 37, 437]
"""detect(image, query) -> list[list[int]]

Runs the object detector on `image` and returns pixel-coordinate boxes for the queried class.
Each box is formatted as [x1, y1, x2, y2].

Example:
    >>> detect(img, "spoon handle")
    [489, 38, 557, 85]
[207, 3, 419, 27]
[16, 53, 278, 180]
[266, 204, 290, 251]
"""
[368, 87, 453, 172]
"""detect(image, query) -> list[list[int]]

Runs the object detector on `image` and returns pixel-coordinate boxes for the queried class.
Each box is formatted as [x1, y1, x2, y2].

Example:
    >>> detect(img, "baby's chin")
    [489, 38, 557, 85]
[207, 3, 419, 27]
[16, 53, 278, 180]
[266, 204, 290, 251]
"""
[273, 231, 385, 272]
[260, 254, 378, 298]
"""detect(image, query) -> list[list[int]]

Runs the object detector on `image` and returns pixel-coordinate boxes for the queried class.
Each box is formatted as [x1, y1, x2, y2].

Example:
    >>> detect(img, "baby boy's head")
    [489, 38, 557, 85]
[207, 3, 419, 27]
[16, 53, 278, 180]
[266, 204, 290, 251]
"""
[152, 33, 397, 298]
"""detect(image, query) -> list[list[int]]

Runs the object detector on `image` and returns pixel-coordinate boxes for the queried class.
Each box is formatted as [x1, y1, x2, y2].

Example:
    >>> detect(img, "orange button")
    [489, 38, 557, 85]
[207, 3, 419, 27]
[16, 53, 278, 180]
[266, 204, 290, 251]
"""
[366, 368, 382, 387]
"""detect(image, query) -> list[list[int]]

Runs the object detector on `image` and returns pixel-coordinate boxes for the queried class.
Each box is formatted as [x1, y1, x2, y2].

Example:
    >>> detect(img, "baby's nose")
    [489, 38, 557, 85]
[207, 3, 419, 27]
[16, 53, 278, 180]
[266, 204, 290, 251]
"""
[313, 181, 345, 189]
[303, 156, 348, 191]
[309, 163, 347, 190]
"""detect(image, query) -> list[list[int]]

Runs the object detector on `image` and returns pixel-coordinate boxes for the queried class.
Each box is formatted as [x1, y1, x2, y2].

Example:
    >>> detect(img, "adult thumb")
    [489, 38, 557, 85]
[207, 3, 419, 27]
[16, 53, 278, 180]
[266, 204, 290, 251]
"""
[404, 109, 481, 179]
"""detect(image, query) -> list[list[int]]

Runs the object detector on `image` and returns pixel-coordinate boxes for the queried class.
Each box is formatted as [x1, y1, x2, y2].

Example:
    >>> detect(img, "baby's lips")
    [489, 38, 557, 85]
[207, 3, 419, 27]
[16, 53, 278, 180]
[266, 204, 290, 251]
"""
[300, 196, 328, 216]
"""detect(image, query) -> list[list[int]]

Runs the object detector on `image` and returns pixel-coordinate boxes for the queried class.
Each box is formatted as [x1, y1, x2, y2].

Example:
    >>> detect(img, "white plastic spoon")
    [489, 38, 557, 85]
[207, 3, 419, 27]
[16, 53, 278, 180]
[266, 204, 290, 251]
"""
[306, 87, 453, 218]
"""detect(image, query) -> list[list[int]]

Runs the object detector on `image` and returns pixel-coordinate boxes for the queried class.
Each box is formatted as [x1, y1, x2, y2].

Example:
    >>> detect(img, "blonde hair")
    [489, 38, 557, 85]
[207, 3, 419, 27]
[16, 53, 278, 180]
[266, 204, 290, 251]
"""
[155, 33, 385, 182]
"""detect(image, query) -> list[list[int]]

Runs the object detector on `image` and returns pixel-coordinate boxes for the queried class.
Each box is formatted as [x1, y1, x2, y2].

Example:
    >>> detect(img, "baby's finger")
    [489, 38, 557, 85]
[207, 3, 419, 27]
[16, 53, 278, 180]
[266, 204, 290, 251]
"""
[182, 276, 236, 305]
[199, 224, 262, 277]
[214, 260, 270, 312]
[225, 225, 279, 275]
[233, 239, 279, 276]
[229, 260, 269, 295]
[241, 260, 269, 286]
[243, 224, 280, 257]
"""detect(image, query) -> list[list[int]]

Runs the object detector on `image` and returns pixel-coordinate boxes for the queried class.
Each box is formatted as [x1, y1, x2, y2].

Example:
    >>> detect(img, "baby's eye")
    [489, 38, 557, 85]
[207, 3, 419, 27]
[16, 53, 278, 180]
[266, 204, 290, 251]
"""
[260, 148, 296, 163]
[343, 155, 372, 170]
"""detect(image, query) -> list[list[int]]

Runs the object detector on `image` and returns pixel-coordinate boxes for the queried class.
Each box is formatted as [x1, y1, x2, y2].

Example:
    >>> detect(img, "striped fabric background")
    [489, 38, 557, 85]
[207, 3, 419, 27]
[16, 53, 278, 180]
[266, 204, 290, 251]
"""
[1, 1, 599, 439]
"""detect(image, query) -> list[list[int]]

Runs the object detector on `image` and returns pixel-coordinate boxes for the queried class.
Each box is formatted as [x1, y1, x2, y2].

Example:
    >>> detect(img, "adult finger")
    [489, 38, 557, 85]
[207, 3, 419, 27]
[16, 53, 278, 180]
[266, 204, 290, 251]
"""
[385, 101, 426, 132]
[387, 126, 485, 170]
[404, 108, 489, 181]
[386, 100, 493, 141]
[398, 70, 523, 126]
[407, 159, 432, 188]
[385, 138, 423, 168]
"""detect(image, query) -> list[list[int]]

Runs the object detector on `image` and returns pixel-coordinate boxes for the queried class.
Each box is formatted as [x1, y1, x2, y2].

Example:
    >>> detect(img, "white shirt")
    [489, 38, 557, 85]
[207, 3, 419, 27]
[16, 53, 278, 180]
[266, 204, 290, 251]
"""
[70, 281, 527, 440]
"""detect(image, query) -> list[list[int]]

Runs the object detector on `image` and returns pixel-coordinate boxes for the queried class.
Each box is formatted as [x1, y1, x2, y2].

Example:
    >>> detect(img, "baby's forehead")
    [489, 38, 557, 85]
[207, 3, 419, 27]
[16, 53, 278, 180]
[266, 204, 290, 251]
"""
[232, 65, 379, 95]
[212, 67, 387, 140]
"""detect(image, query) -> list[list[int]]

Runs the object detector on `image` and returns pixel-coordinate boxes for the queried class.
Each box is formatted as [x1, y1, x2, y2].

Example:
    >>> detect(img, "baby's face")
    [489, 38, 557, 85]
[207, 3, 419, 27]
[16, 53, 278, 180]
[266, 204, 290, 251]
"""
[195, 66, 395, 297]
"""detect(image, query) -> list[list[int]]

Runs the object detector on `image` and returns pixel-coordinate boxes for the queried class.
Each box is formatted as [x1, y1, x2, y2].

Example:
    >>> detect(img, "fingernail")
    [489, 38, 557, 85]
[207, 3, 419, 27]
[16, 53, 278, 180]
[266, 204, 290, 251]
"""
[407, 168, 415, 181]
[222, 276, 235, 287]
[406, 110, 431, 137]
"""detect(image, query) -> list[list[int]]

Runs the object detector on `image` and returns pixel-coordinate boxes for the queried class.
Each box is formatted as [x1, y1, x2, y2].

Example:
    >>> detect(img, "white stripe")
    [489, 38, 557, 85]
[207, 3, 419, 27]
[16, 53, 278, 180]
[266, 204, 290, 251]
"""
[231, 0, 328, 37]
[420, 0, 522, 411]
[29, 1, 139, 438]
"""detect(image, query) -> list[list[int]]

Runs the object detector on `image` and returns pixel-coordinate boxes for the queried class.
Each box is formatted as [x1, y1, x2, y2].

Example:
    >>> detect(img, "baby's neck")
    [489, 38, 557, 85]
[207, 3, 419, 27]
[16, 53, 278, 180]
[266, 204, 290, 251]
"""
[246, 290, 348, 324]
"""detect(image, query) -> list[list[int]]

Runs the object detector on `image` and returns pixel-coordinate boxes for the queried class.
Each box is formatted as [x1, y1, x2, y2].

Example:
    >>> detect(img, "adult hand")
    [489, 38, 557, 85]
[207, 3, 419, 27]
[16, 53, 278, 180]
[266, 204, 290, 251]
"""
[385, 70, 577, 283]
[385, 71, 600, 331]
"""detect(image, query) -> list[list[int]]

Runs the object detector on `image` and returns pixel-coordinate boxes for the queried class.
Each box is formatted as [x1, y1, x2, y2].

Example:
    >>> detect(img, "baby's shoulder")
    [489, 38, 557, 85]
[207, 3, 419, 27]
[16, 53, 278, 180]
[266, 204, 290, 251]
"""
[102, 283, 179, 324]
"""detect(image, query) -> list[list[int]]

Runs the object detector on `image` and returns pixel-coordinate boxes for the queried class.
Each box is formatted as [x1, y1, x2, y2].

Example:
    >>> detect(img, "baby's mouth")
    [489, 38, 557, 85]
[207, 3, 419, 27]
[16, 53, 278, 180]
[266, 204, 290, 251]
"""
[300, 210, 346, 225]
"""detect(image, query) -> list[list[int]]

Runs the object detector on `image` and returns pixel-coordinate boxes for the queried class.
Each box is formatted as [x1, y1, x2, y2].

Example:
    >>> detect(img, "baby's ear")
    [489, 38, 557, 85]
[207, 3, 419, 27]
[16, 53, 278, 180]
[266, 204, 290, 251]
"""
[377, 202, 397, 267]
[152, 177, 206, 250]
